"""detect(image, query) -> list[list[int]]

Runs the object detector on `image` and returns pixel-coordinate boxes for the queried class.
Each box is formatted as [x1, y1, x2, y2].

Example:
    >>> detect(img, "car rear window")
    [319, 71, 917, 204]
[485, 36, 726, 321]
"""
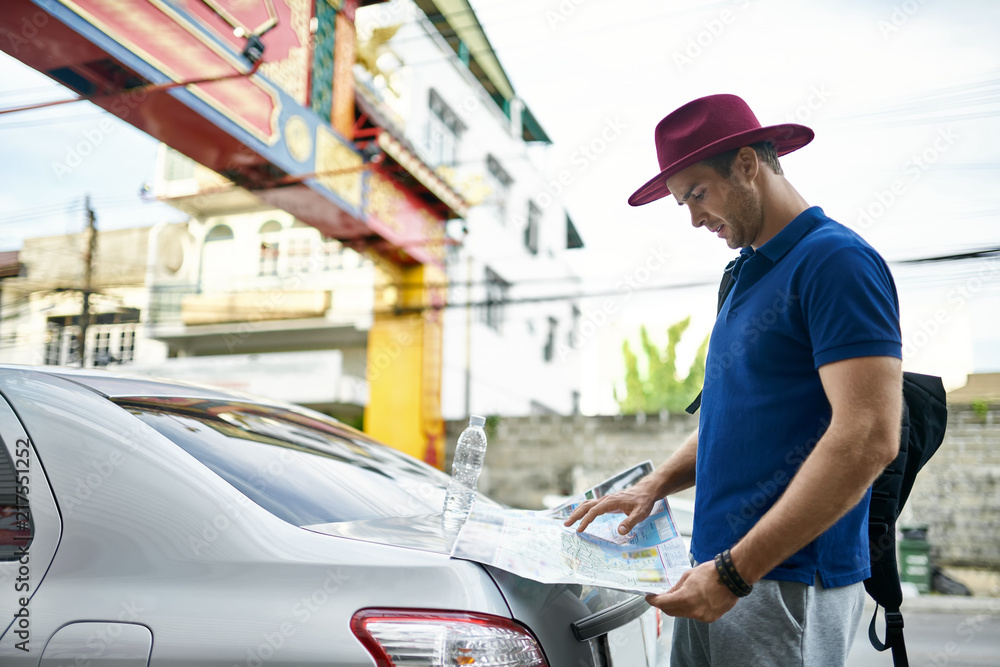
[117, 398, 455, 527]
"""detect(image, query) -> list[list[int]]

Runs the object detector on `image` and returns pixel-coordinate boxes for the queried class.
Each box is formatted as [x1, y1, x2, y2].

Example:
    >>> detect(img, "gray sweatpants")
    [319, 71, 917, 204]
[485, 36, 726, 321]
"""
[670, 577, 866, 667]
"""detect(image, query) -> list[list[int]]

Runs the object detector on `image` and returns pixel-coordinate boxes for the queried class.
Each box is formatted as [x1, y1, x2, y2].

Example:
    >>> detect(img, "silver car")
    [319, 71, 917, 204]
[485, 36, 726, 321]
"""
[0, 366, 671, 666]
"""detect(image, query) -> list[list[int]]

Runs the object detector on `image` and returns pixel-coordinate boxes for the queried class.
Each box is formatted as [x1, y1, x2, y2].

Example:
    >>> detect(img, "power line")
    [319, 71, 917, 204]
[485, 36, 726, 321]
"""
[0, 195, 162, 229]
[0, 110, 107, 131]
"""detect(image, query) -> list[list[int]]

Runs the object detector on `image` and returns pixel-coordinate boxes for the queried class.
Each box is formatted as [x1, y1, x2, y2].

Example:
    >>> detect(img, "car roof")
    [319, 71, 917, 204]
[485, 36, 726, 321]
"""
[0, 364, 259, 402]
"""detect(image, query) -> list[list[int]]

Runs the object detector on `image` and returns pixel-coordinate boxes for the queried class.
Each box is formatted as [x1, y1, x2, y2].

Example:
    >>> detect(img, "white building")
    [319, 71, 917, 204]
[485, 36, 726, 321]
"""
[354, 0, 585, 418]
[136, 168, 376, 425]
[0, 227, 168, 370]
[1, 0, 584, 428]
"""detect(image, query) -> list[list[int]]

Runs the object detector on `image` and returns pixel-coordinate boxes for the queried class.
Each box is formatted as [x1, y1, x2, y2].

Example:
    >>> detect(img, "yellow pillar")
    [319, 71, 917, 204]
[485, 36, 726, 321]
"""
[364, 258, 446, 468]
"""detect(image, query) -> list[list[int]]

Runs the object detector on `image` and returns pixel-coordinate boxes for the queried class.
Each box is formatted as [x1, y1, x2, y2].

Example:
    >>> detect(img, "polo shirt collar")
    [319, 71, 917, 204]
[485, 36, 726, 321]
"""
[754, 206, 826, 263]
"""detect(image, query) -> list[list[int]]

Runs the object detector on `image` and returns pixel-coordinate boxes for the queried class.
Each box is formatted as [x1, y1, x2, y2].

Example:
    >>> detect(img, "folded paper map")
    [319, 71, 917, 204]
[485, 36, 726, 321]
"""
[450, 462, 691, 595]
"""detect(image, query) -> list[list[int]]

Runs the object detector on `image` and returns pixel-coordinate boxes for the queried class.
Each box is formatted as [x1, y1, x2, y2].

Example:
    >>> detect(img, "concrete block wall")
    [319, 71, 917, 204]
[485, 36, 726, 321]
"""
[446, 403, 1000, 570]
[905, 404, 1000, 569]
[445, 412, 699, 510]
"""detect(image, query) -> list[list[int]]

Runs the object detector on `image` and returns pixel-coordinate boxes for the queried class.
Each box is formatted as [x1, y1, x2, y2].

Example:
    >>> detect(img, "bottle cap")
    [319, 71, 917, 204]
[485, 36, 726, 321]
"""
[469, 415, 486, 427]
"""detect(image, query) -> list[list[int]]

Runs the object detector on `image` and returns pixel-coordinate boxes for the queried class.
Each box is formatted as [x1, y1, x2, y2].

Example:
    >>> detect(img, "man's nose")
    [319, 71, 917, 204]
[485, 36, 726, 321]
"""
[689, 207, 706, 228]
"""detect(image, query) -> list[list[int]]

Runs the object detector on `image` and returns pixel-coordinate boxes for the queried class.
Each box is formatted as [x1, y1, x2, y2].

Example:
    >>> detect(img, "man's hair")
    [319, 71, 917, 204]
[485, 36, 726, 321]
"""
[700, 141, 783, 178]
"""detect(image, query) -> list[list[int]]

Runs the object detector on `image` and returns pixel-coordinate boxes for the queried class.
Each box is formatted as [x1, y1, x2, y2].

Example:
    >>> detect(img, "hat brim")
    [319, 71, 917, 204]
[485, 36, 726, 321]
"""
[627, 124, 815, 207]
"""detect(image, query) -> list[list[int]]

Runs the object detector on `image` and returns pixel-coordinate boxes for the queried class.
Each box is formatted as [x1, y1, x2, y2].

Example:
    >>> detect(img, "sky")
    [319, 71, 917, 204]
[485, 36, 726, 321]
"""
[1, 0, 998, 413]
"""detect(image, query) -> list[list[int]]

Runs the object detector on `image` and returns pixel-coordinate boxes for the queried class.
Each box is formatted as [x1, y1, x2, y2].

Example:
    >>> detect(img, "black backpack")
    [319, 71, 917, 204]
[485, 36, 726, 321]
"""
[687, 259, 948, 667]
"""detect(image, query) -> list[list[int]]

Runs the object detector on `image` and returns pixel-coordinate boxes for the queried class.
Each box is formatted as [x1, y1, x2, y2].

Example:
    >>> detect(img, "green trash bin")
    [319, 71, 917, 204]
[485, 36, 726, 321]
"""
[899, 525, 932, 594]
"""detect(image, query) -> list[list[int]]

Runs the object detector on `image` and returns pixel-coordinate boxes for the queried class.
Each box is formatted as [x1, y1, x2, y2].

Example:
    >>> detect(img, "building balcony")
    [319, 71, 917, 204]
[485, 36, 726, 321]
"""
[153, 145, 271, 218]
[179, 290, 330, 326]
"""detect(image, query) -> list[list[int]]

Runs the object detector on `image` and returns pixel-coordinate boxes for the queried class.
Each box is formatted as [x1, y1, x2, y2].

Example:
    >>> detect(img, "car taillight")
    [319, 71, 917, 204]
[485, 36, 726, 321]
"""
[351, 608, 549, 666]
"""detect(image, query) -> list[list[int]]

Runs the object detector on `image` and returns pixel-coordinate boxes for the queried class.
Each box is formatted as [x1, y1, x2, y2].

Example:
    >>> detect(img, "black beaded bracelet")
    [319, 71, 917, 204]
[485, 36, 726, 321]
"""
[714, 549, 753, 597]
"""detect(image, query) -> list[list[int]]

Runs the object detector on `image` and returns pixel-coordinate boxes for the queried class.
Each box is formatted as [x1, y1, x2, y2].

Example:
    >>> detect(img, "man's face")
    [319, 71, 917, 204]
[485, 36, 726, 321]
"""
[664, 161, 763, 250]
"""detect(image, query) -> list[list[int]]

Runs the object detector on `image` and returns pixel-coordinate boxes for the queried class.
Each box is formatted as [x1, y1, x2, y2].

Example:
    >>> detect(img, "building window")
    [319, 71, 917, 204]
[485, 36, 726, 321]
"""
[543, 317, 558, 362]
[426, 89, 465, 167]
[323, 237, 344, 271]
[44, 323, 63, 365]
[259, 220, 282, 276]
[482, 267, 509, 332]
[65, 327, 81, 366]
[205, 224, 234, 242]
[202, 224, 236, 292]
[570, 304, 580, 349]
[524, 201, 541, 255]
[288, 236, 315, 273]
[485, 154, 513, 223]
[566, 213, 584, 249]
[119, 327, 136, 364]
[44, 313, 140, 367]
[94, 330, 112, 366]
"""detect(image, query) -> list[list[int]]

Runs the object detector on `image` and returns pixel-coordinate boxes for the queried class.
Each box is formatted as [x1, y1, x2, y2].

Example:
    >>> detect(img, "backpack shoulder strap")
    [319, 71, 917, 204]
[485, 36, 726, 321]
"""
[715, 259, 738, 313]
[685, 257, 739, 415]
[868, 606, 909, 667]
[866, 373, 946, 665]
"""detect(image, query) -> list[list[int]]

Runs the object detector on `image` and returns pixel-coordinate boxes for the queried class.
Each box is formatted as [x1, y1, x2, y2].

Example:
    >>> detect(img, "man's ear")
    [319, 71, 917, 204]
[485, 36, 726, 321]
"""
[734, 146, 760, 184]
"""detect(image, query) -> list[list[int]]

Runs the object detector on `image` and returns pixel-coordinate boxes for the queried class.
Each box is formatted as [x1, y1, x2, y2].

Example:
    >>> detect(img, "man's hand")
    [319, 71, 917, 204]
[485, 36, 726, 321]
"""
[644, 561, 738, 622]
[562, 478, 661, 535]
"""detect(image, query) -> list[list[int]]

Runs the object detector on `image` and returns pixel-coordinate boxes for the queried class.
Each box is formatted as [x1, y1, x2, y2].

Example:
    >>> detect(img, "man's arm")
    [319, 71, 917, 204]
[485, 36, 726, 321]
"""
[564, 427, 698, 535]
[646, 355, 901, 622]
[731, 355, 902, 581]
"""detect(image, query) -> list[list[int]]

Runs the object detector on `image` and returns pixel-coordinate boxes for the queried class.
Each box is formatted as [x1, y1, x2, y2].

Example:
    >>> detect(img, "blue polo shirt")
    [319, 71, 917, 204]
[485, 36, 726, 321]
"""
[691, 206, 901, 588]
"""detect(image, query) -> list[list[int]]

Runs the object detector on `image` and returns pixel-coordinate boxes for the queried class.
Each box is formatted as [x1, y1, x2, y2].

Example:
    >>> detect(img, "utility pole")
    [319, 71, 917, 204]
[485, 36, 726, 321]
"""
[78, 195, 96, 367]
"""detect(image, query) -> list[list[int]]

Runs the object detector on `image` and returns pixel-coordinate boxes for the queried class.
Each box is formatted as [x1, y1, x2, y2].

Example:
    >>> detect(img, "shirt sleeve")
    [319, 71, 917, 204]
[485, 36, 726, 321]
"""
[801, 244, 902, 369]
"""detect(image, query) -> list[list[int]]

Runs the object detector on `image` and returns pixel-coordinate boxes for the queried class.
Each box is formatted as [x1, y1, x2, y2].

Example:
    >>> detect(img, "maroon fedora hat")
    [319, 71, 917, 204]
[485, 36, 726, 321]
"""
[628, 94, 814, 207]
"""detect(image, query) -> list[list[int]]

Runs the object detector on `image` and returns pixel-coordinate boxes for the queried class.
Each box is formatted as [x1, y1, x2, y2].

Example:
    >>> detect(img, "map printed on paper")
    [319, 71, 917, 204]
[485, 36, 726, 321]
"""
[450, 462, 690, 595]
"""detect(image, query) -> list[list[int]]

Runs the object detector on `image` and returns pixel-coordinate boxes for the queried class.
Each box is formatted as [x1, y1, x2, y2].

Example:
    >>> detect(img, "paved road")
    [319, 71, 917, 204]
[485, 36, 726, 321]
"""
[653, 606, 1000, 666]
[849, 610, 1000, 667]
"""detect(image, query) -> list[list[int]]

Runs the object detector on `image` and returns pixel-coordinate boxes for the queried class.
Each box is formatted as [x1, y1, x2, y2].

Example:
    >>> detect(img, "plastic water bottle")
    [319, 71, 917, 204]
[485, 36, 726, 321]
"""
[442, 415, 488, 534]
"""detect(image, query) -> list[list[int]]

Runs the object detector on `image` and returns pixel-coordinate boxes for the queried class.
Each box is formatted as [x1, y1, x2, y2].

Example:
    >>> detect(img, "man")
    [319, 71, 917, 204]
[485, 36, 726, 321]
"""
[565, 94, 903, 666]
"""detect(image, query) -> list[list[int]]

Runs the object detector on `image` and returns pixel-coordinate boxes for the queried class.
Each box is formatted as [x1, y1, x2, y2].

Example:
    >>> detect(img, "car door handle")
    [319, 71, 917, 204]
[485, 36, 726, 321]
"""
[571, 595, 649, 641]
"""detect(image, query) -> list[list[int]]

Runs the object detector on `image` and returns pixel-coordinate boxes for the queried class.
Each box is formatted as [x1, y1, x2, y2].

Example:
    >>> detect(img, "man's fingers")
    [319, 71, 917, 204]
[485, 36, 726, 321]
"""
[617, 505, 652, 535]
[562, 493, 651, 534]
[617, 511, 643, 535]
[574, 506, 603, 533]
[573, 497, 624, 533]
[563, 499, 598, 527]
